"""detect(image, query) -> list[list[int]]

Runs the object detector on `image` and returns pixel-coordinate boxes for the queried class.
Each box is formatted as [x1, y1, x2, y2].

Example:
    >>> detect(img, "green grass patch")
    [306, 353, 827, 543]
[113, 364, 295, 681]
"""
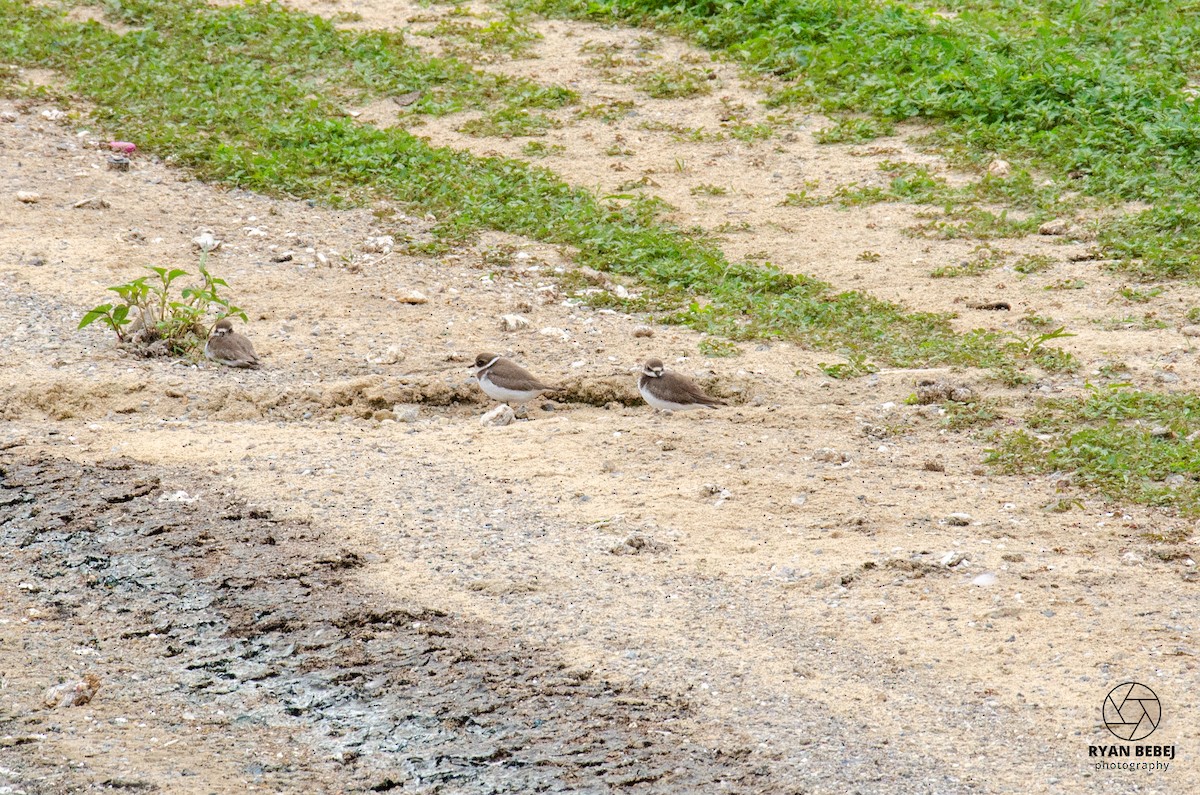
[629, 63, 712, 99]
[990, 386, 1200, 514]
[420, 13, 541, 64]
[0, 0, 1071, 372]
[511, 0, 1200, 278]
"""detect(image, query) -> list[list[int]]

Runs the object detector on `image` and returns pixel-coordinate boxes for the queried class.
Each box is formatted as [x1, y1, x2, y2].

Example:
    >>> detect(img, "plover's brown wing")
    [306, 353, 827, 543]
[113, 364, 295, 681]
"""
[660, 371, 725, 406]
[489, 358, 555, 391]
[210, 333, 260, 368]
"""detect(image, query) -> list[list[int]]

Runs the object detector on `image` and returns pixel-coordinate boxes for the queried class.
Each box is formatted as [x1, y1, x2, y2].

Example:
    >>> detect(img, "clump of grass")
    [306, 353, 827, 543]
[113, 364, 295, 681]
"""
[818, 353, 878, 379]
[989, 385, 1200, 514]
[814, 117, 894, 145]
[521, 140, 565, 157]
[1117, 285, 1163, 304]
[690, 183, 728, 196]
[459, 106, 560, 137]
[930, 245, 1008, 278]
[780, 181, 825, 207]
[698, 338, 739, 357]
[1013, 254, 1053, 275]
[1045, 278, 1086, 291]
[726, 122, 774, 143]
[631, 64, 712, 99]
[943, 398, 1003, 431]
[576, 99, 635, 122]
[421, 13, 541, 63]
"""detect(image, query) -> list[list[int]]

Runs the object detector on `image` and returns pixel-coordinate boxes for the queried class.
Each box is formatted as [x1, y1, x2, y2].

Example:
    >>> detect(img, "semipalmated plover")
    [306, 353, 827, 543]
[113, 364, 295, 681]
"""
[205, 319, 260, 369]
[638, 358, 725, 411]
[474, 352, 558, 405]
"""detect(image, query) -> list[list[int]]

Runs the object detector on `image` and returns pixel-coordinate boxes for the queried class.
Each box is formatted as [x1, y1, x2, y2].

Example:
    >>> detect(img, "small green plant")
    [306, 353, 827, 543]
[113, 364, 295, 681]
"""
[1007, 326, 1075, 359]
[942, 399, 1002, 430]
[713, 220, 753, 234]
[576, 100, 635, 122]
[832, 183, 889, 206]
[1013, 254, 1053, 274]
[1045, 278, 1086, 290]
[521, 140, 565, 157]
[459, 106, 559, 137]
[1043, 498, 1084, 513]
[818, 353, 879, 379]
[699, 338, 739, 357]
[1116, 285, 1163, 304]
[1098, 313, 1169, 331]
[814, 117, 894, 145]
[726, 122, 774, 143]
[690, 183, 728, 196]
[604, 143, 636, 156]
[1019, 312, 1056, 330]
[931, 245, 1008, 278]
[79, 256, 245, 356]
[780, 182, 825, 207]
[857, 250, 881, 262]
[632, 64, 711, 99]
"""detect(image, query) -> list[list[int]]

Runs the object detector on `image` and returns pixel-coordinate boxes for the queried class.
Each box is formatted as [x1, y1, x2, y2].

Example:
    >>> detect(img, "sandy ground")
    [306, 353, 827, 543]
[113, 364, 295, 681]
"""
[2, 2, 1199, 793]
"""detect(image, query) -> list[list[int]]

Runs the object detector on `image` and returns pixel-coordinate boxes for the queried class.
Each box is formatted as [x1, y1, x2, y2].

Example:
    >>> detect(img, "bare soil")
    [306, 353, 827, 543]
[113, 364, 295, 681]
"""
[2, 3, 1199, 793]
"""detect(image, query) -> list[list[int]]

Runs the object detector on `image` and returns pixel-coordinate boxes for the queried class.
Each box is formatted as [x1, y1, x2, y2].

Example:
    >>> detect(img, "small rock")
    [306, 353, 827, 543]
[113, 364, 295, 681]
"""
[539, 326, 568, 338]
[633, 326, 654, 338]
[1122, 551, 1144, 565]
[922, 459, 945, 472]
[361, 235, 394, 253]
[41, 108, 66, 121]
[939, 551, 967, 567]
[986, 159, 1011, 178]
[43, 674, 102, 708]
[397, 290, 428, 304]
[192, 232, 222, 252]
[946, 512, 973, 526]
[1149, 425, 1175, 439]
[916, 380, 975, 404]
[272, 251, 294, 263]
[971, 572, 997, 587]
[371, 345, 404, 365]
[0, 110, 17, 123]
[1165, 473, 1186, 488]
[73, 196, 110, 210]
[1038, 218, 1071, 236]
[396, 407, 419, 423]
[107, 155, 131, 171]
[1154, 370, 1180, 384]
[1180, 325, 1200, 338]
[814, 448, 849, 464]
[499, 314, 530, 332]
[16, 191, 40, 204]
[480, 404, 515, 427]
[373, 409, 395, 422]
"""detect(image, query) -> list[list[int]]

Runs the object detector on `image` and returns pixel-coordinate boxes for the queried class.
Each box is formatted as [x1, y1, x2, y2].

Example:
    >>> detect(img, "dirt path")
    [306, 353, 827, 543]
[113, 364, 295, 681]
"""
[1, 5, 1198, 793]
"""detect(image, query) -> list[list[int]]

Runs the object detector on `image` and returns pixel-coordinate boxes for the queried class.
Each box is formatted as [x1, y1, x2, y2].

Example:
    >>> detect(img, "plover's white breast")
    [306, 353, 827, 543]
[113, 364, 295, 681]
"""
[479, 374, 541, 404]
[638, 380, 705, 411]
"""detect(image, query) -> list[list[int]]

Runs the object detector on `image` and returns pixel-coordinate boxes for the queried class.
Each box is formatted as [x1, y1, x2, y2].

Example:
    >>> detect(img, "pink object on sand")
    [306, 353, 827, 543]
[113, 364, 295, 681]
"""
[108, 141, 136, 154]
